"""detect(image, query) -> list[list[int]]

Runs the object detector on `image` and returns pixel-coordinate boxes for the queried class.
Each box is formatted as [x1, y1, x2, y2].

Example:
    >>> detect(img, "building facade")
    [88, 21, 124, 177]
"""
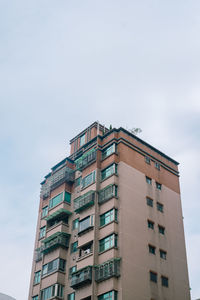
[29, 122, 191, 300]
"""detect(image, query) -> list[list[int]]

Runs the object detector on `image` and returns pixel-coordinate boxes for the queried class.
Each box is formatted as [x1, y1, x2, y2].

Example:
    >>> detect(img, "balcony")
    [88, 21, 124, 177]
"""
[41, 166, 74, 199]
[45, 208, 72, 229]
[41, 232, 70, 254]
[74, 191, 95, 213]
[70, 266, 92, 289]
[98, 185, 117, 204]
[75, 149, 96, 171]
[95, 258, 120, 282]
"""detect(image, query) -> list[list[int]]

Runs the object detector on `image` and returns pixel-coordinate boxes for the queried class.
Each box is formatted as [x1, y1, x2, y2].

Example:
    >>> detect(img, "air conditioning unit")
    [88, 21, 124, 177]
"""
[84, 249, 90, 255]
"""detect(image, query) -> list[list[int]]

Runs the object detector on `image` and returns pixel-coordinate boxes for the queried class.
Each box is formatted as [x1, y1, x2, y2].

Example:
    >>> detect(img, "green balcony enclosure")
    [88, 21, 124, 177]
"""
[74, 191, 95, 213]
[98, 184, 118, 204]
[95, 258, 120, 282]
[45, 208, 72, 229]
[41, 232, 70, 254]
[75, 148, 96, 171]
[70, 266, 92, 289]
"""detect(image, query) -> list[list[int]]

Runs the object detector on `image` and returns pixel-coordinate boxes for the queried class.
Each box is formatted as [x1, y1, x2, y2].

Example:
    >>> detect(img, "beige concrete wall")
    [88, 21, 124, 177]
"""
[118, 161, 190, 300]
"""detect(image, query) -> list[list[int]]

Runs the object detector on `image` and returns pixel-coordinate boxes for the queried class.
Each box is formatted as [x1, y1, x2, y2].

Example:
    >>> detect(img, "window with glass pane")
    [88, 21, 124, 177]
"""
[158, 225, 165, 234]
[161, 276, 169, 287]
[82, 171, 96, 189]
[100, 209, 116, 227]
[146, 176, 152, 184]
[69, 265, 77, 277]
[64, 191, 71, 203]
[157, 202, 163, 212]
[73, 218, 79, 230]
[156, 182, 162, 190]
[102, 144, 115, 160]
[148, 220, 154, 229]
[80, 134, 86, 146]
[42, 258, 66, 276]
[101, 164, 117, 181]
[99, 234, 117, 252]
[49, 192, 63, 209]
[32, 296, 38, 300]
[79, 216, 93, 232]
[68, 292, 75, 300]
[146, 197, 153, 207]
[39, 226, 46, 239]
[71, 241, 78, 253]
[75, 177, 81, 187]
[98, 291, 117, 300]
[42, 206, 48, 218]
[150, 271, 157, 283]
[34, 271, 41, 284]
[41, 284, 64, 300]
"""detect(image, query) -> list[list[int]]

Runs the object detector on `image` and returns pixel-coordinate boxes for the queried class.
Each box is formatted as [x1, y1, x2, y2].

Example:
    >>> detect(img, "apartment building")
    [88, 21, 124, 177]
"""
[29, 122, 191, 300]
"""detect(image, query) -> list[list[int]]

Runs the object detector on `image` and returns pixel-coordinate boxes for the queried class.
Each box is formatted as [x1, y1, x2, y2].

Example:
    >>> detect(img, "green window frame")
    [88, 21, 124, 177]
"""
[34, 271, 41, 285]
[40, 284, 64, 300]
[42, 206, 48, 218]
[71, 241, 78, 253]
[98, 291, 118, 300]
[68, 292, 75, 300]
[156, 182, 162, 190]
[81, 171, 96, 189]
[39, 226, 46, 239]
[102, 144, 116, 160]
[100, 209, 118, 227]
[99, 234, 118, 253]
[72, 218, 79, 230]
[69, 265, 77, 277]
[146, 176, 152, 184]
[49, 193, 63, 209]
[101, 164, 117, 181]
[64, 191, 71, 204]
[42, 258, 66, 276]
[32, 296, 38, 300]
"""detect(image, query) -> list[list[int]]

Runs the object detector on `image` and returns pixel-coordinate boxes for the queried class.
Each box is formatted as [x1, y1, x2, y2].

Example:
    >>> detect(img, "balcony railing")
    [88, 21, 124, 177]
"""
[41, 167, 74, 199]
[70, 266, 92, 289]
[75, 149, 96, 171]
[74, 191, 95, 213]
[41, 232, 70, 254]
[98, 184, 117, 204]
[95, 258, 120, 282]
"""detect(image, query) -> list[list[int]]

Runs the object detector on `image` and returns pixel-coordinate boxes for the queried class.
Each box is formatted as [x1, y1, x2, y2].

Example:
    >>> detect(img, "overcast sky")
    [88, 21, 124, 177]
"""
[0, 1, 200, 299]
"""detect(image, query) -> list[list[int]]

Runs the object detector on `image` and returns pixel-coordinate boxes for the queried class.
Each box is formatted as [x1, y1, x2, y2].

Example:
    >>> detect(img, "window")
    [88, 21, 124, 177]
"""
[147, 220, 154, 229]
[150, 271, 157, 283]
[42, 258, 66, 276]
[156, 182, 162, 190]
[99, 234, 118, 253]
[34, 271, 41, 284]
[161, 276, 169, 287]
[155, 162, 160, 170]
[149, 245, 156, 255]
[71, 241, 78, 253]
[81, 171, 96, 189]
[49, 193, 63, 209]
[75, 177, 81, 187]
[73, 218, 79, 230]
[80, 134, 86, 146]
[39, 226, 46, 239]
[79, 216, 94, 233]
[42, 206, 48, 218]
[158, 225, 165, 235]
[69, 266, 77, 277]
[160, 250, 167, 260]
[157, 202, 163, 212]
[102, 144, 116, 160]
[100, 209, 118, 227]
[101, 164, 117, 181]
[146, 176, 152, 184]
[146, 197, 153, 207]
[98, 291, 118, 300]
[79, 242, 93, 258]
[68, 292, 75, 300]
[32, 296, 38, 300]
[145, 156, 151, 164]
[98, 184, 118, 204]
[49, 192, 71, 209]
[41, 284, 64, 300]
